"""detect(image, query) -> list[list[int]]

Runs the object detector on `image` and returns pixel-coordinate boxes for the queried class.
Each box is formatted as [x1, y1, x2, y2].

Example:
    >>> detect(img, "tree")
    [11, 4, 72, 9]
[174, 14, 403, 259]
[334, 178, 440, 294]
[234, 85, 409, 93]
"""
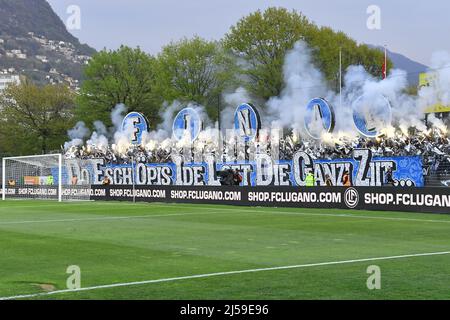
[306, 28, 391, 91]
[224, 7, 315, 100]
[0, 80, 75, 155]
[224, 7, 392, 101]
[154, 36, 236, 120]
[77, 46, 159, 126]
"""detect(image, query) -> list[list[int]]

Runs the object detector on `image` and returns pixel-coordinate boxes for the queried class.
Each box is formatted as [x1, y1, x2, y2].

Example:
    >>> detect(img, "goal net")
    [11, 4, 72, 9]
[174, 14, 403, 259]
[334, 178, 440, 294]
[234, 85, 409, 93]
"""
[2, 154, 62, 201]
[1, 154, 93, 202]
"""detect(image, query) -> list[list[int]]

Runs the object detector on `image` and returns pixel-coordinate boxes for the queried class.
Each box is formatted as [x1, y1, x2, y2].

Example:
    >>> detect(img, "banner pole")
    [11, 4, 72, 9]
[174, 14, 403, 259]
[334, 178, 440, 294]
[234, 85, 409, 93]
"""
[2, 157, 5, 201]
[132, 156, 136, 204]
[58, 154, 62, 202]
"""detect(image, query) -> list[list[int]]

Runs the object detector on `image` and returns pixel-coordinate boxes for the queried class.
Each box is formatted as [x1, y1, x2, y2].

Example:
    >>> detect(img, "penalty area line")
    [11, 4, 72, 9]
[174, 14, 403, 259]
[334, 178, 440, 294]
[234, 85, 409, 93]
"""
[1, 250, 450, 300]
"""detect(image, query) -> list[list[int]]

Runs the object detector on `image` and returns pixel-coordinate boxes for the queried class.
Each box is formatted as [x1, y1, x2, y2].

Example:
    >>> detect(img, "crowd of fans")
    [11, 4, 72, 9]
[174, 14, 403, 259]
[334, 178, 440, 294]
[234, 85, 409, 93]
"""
[279, 128, 450, 178]
[63, 127, 450, 181]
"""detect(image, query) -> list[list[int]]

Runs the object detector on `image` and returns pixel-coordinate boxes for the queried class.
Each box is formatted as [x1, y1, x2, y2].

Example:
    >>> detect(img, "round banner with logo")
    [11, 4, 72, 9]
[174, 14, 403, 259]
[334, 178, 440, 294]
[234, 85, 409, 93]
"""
[121, 112, 150, 145]
[172, 107, 202, 142]
[304, 98, 335, 139]
[234, 103, 261, 142]
[352, 94, 392, 138]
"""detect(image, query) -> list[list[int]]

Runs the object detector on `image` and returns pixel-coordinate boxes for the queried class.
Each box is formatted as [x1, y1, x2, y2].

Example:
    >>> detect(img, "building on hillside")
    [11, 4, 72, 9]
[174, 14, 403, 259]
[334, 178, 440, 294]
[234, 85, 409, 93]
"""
[35, 55, 48, 63]
[0, 74, 20, 91]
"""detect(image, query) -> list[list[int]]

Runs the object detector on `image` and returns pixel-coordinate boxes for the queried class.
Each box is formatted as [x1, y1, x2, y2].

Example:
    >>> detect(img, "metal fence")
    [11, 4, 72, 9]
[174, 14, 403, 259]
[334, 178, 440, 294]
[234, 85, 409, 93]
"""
[424, 157, 450, 187]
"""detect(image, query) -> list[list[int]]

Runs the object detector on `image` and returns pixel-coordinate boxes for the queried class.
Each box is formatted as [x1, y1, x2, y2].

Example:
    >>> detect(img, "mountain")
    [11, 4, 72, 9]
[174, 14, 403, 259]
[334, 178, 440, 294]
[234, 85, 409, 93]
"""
[369, 45, 428, 86]
[0, 0, 96, 88]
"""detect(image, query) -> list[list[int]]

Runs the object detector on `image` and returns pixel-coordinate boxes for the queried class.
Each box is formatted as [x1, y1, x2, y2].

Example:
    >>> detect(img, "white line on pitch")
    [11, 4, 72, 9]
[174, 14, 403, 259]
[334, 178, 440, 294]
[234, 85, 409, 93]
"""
[149, 204, 450, 224]
[1, 250, 449, 300]
[0, 212, 214, 225]
[4, 207, 450, 226]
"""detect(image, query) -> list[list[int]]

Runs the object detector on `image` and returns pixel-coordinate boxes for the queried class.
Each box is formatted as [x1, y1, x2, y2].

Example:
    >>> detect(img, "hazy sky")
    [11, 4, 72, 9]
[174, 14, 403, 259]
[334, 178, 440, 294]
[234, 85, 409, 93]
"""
[47, 0, 449, 65]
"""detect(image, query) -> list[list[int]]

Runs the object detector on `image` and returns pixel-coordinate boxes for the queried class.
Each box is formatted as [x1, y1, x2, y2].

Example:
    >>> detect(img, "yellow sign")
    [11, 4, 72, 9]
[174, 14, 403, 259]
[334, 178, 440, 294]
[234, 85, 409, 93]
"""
[424, 104, 450, 113]
[419, 73, 450, 113]
[419, 73, 432, 87]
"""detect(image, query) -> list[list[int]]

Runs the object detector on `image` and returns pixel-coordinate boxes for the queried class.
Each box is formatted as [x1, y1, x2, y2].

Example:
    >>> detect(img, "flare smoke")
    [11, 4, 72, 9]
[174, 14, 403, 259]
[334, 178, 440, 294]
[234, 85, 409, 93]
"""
[64, 41, 449, 162]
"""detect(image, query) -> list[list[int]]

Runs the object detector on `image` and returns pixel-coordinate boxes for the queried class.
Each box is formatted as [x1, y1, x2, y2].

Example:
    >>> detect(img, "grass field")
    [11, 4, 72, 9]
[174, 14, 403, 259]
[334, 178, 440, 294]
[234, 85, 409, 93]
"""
[1, 200, 450, 300]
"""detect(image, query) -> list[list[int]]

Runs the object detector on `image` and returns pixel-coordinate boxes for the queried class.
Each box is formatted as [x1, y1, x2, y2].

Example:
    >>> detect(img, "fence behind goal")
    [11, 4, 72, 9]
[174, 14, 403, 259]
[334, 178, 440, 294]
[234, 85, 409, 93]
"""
[1, 154, 92, 201]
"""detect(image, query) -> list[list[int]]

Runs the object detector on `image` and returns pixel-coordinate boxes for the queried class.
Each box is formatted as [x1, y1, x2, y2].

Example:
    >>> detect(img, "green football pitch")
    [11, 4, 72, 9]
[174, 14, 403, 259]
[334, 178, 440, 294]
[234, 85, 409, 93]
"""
[1, 200, 450, 300]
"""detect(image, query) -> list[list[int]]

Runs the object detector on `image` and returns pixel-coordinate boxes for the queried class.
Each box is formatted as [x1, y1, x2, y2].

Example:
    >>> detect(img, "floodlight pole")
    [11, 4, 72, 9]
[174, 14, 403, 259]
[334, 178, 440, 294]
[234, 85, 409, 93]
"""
[218, 95, 222, 158]
[339, 47, 342, 110]
[217, 95, 221, 132]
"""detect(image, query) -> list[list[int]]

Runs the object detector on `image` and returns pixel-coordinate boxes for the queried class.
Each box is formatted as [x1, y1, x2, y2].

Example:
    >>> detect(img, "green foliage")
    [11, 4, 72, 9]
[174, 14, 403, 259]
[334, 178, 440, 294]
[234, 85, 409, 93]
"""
[76, 46, 160, 126]
[155, 36, 236, 120]
[0, 6, 398, 156]
[0, 80, 75, 154]
[71, 7, 393, 131]
[224, 7, 392, 101]
[224, 7, 315, 100]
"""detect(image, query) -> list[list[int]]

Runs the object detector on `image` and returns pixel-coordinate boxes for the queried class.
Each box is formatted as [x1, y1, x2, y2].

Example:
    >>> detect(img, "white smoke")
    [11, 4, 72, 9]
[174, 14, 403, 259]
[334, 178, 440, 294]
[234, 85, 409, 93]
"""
[85, 120, 110, 152]
[64, 121, 90, 149]
[64, 104, 128, 154]
[339, 66, 419, 132]
[93, 121, 108, 137]
[64, 40, 450, 160]
[112, 104, 132, 155]
[221, 87, 251, 129]
[420, 51, 450, 106]
[257, 41, 449, 142]
[111, 104, 127, 131]
[267, 41, 328, 132]
[142, 101, 213, 150]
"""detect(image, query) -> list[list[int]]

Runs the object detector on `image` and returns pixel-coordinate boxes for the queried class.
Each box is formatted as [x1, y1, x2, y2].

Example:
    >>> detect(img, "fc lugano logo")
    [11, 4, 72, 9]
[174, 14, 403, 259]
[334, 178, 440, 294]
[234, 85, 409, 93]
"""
[344, 188, 359, 209]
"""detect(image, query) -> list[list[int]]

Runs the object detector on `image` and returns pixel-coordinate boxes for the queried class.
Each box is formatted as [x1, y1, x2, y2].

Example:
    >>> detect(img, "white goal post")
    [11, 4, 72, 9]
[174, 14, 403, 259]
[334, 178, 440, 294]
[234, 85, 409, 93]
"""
[2, 154, 63, 202]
